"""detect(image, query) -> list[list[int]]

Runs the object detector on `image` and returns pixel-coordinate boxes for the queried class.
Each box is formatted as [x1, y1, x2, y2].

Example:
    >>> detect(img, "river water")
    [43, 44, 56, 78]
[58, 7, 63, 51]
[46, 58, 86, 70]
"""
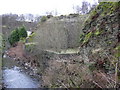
[2, 55, 40, 88]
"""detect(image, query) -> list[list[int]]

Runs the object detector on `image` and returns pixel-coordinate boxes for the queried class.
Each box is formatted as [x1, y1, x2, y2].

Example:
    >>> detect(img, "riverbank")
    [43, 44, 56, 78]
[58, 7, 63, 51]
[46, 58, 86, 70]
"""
[5, 42, 41, 78]
[2, 56, 41, 88]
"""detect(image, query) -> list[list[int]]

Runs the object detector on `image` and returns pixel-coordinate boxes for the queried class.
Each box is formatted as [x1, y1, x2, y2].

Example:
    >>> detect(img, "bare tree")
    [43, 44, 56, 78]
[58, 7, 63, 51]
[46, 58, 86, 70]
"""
[34, 15, 41, 22]
[19, 14, 25, 21]
[54, 9, 58, 16]
[28, 14, 34, 22]
[73, 1, 91, 14]
[46, 11, 53, 15]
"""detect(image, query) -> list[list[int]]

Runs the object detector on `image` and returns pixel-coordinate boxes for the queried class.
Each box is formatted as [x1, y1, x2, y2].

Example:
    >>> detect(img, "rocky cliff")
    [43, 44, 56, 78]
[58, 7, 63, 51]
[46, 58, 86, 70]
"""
[79, 2, 120, 88]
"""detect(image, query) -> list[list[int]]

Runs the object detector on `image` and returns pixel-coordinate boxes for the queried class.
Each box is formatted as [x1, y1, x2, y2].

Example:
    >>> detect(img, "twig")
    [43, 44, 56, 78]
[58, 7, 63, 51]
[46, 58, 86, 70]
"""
[92, 80, 103, 88]
[115, 62, 118, 88]
[99, 71, 114, 88]
[57, 80, 69, 90]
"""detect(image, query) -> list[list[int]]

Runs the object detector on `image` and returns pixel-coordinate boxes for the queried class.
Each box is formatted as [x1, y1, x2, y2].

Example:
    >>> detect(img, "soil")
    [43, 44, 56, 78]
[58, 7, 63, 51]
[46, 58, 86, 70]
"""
[5, 42, 40, 79]
[5, 42, 116, 88]
[6, 42, 25, 59]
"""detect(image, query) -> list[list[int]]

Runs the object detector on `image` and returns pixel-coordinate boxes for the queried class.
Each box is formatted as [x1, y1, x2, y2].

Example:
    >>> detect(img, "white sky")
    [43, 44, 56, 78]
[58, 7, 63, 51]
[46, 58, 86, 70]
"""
[0, 0, 98, 15]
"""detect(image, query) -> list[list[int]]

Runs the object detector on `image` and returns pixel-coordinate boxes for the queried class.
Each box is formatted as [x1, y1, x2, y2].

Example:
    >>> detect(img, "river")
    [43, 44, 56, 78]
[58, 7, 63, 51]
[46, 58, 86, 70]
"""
[2, 55, 40, 88]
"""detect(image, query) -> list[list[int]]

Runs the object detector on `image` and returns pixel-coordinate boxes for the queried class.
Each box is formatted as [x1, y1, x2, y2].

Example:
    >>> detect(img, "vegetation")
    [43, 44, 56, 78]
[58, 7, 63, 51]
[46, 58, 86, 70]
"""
[2, 1, 120, 88]
[94, 29, 101, 36]
[34, 15, 87, 53]
[83, 32, 92, 44]
[98, 2, 118, 15]
[41, 16, 48, 22]
[25, 43, 37, 53]
[8, 26, 27, 46]
[8, 29, 20, 46]
[18, 26, 27, 39]
[78, 2, 120, 88]
[27, 32, 35, 42]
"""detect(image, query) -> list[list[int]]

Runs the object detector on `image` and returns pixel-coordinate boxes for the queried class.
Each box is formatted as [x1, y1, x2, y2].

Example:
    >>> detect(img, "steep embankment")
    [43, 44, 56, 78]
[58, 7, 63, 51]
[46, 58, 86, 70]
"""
[35, 14, 88, 51]
[79, 2, 120, 88]
[40, 2, 120, 88]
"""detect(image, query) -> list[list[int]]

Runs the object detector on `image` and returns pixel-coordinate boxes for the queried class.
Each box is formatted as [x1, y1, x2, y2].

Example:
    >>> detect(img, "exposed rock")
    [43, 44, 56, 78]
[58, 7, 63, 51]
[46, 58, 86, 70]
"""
[79, 2, 120, 88]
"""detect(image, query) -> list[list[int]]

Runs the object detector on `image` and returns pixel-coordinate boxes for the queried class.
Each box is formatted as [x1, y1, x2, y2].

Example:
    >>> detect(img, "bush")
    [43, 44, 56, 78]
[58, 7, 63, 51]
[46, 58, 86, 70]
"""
[8, 26, 27, 46]
[18, 26, 27, 39]
[8, 29, 20, 46]
[25, 43, 36, 53]
[47, 15, 53, 19]
[27, 32, 35, 42]
[41, 16, 48, 22]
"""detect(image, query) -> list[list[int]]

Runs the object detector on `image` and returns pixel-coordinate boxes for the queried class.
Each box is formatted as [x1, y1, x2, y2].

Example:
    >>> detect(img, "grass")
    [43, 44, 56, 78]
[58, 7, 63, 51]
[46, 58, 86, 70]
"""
[25, 42, 38, 45]
[45, 48, 79, 54]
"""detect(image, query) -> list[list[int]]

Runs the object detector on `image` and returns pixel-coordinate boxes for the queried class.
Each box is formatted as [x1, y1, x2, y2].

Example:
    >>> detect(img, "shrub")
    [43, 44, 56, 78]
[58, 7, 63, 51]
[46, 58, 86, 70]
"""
[18, 26, 27, 39]
[41, 16, 48, 22]
[27, 32, 35, 42]
[8, 29, 20, 46]
[25, 43, 37, 54]
[8, 26, 27, 46]
[69, 13, 79, 17]
[47, 15, 53, 19]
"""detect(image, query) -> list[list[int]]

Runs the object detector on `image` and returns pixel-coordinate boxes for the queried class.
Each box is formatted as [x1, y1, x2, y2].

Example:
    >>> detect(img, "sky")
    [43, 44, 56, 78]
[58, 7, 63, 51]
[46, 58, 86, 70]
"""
[0, 0, 98, 15]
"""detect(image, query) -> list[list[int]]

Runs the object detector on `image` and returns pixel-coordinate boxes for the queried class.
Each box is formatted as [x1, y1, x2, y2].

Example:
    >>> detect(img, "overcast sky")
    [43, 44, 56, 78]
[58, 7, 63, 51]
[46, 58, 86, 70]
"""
[0, 0, 98, 15]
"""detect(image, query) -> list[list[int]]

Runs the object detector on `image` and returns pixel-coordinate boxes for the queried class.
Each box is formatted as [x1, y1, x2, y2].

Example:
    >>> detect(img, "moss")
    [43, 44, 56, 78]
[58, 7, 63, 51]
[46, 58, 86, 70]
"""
[83, 32, 92, 44]
[114, 45, 120, 58]
[88, 63, 96, 72]
[85, 2, 118, 24]
[94, 30, 100, 36]
[99, 2, 118, 16]
[107, 41, 112, 44]
[19, 38, 26, 43]
[94, 29, 103, 36]
[115, 45, 120, 50]
[79, 33, 85, 43]
[41, 16, 48, 22]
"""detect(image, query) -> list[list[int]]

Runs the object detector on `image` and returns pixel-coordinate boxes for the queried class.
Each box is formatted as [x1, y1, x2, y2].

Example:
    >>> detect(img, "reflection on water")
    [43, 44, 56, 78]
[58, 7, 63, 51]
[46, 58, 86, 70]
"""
[3, 56, 40, 88]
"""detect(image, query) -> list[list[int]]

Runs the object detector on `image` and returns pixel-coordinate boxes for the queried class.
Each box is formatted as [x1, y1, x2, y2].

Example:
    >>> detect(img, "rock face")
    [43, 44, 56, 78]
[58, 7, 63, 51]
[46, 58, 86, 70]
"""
[80, 2, 120, 64]
[80, 12, 119, 63]
[79, 2, 120, 87]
